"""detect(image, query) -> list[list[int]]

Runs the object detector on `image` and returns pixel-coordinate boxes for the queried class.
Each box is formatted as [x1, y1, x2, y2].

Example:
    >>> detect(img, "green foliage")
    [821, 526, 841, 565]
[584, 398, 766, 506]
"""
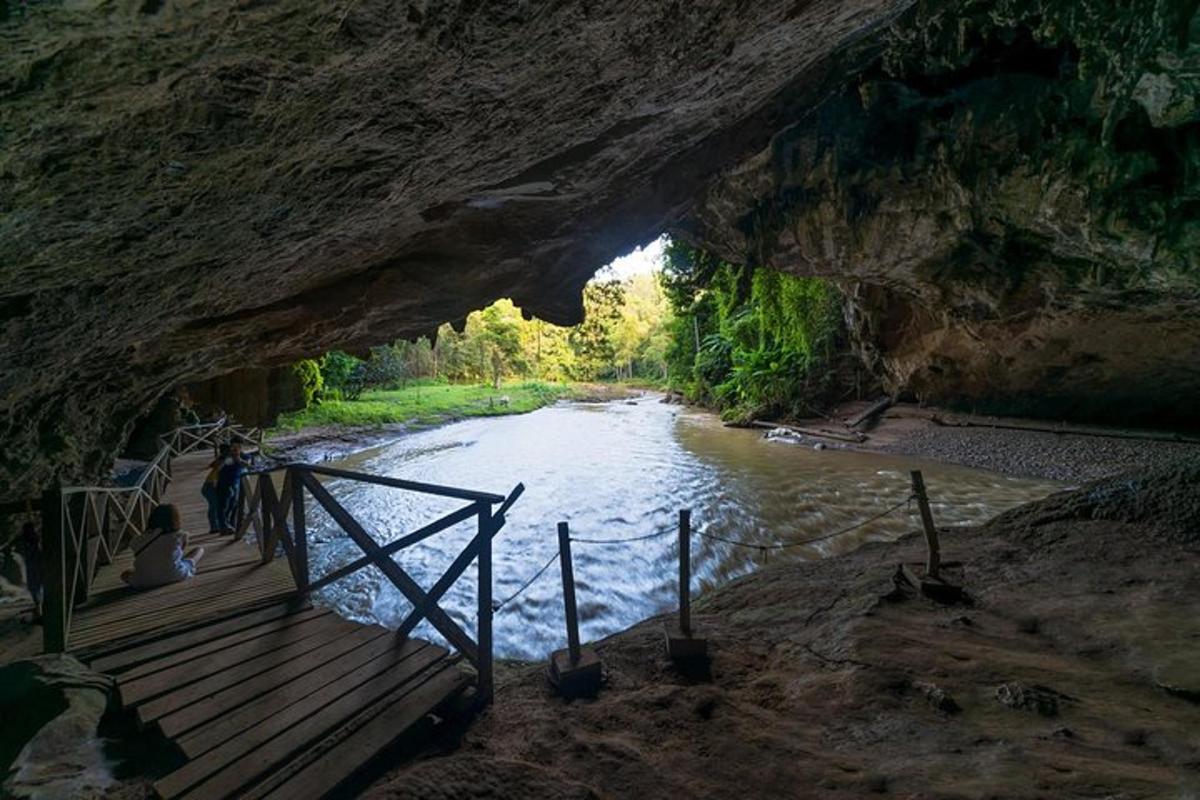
[319, 351, 360, 393]
[660, 240, 844, 419]
[292, 359, 324, 408]
[568, 280, 625, 380]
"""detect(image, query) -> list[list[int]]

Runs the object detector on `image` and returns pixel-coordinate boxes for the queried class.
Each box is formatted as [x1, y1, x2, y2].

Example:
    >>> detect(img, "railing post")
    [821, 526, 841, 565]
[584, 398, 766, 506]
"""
[910, 470, 940, 579]
[259, 474, 273, 560]
[665, 508, 707, 663]
[557, 522, 581, 665]
[40, 482, 67, 653]
[476, 504, 494, 707]
[548, 520, 602, 697]
[291, 468, 309, 593]
[679, 508, 691, 636]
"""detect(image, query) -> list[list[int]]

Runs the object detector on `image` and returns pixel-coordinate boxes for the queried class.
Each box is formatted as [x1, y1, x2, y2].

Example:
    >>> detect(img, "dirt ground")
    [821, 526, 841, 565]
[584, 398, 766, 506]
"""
[364, 458, 1200, 799]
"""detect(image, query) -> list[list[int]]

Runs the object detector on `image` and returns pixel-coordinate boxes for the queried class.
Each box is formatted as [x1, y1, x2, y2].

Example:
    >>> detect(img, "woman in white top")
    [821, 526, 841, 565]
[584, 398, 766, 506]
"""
[121, 504, 205, 588]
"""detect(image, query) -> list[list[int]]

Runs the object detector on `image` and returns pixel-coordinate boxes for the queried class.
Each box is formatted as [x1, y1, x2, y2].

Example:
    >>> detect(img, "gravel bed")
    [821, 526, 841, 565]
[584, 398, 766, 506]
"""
[878, 426, 1200, 483]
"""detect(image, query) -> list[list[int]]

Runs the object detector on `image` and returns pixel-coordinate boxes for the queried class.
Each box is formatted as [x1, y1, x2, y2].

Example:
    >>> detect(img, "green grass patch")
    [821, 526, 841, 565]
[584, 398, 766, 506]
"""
[272, 380, 573, 433]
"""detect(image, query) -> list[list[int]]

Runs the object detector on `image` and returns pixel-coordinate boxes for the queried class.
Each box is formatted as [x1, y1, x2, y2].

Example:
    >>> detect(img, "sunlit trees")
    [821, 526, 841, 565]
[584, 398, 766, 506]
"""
[307, 268, 673, 403]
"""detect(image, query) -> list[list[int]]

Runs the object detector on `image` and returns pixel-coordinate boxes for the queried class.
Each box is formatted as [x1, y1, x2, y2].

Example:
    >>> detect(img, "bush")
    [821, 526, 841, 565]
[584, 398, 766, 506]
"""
[292, 359, 324, 408]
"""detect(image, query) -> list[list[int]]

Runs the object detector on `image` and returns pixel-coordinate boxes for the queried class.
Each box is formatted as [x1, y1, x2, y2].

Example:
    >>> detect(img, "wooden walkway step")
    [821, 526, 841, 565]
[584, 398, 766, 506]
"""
[83, 600, 470, 800]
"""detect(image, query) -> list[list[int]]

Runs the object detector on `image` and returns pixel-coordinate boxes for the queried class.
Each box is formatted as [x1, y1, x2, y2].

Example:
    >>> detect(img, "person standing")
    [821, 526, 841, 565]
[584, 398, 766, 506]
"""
[216, 440, 251, 534]
[200, 444, 229, 534]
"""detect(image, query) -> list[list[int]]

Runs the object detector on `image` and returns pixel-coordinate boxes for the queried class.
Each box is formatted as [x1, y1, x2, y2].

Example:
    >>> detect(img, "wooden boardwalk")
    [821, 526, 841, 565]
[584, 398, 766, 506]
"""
[68, 453, 298, 650]
[69, 451, 472, 799]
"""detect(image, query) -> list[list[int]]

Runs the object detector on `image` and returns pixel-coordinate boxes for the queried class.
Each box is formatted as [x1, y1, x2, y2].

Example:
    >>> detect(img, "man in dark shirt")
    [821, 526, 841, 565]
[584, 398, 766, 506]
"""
[216, 440, 251, 533]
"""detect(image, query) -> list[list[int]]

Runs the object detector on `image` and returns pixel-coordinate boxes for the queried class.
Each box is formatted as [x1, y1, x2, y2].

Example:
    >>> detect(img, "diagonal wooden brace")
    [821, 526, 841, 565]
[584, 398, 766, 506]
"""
[394, 483, 523, 640]
[300, 471, 481, 666]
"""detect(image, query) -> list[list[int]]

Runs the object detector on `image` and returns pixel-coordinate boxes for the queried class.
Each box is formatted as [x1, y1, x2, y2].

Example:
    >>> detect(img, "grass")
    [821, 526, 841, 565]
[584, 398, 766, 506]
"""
[272, 380, 578, 433]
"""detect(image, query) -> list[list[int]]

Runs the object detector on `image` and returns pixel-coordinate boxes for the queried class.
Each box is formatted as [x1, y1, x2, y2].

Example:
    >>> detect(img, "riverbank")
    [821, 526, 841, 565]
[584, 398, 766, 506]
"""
[756, 399, 1200, 483]
[266, 381, 639, 462]
[365, 457, 1200, 799]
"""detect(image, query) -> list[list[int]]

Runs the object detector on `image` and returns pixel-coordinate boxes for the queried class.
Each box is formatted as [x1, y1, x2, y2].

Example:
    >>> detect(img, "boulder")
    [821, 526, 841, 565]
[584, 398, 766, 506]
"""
[1, 656, 115, 800]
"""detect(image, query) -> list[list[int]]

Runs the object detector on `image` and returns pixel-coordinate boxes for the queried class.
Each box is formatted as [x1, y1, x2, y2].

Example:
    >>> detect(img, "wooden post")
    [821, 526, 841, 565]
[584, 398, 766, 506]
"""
[558, 522, 581, 665]
[40, 483, 67, 653]
[548, 520, 602, 697]
[476, 504, 494, 706]
[679, 509, 691, 635]
[291, 468, 309, 593]
[910, 470, 940, 579]
[665, 508, 707, 662]
[259, 475, 273, 560]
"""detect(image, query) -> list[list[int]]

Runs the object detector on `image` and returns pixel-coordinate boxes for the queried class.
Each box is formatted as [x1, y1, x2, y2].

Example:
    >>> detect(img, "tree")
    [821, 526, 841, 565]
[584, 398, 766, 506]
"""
[568, 280, 625, 380]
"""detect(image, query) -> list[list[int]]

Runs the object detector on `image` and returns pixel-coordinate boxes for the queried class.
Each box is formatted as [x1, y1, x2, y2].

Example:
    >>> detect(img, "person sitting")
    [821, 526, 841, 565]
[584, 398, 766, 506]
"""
[200, 444, 230, 534]
[121, 504, 204, 588]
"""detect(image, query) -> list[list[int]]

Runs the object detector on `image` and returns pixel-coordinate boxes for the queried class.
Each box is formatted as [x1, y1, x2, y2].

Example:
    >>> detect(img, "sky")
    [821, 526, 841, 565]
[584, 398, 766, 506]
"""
[592, 235, 667, 281]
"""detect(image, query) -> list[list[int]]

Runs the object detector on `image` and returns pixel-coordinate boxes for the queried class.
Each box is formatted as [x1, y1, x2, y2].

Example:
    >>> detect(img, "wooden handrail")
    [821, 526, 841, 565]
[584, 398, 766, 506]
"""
[302, 464, 506, 504]
[239, 464, 523, 707]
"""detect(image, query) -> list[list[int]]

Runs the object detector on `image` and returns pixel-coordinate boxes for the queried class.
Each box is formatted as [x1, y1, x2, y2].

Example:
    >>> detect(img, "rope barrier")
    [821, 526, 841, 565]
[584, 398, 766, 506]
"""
[570, 529, 675, 545]
[490, 496, 915, 612]
[694, 495, 914, 552]
[492, 551, 559, 613]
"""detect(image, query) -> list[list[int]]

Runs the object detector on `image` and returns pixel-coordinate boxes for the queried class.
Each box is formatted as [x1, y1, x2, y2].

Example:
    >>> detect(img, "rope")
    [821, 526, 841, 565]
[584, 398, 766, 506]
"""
[570, 529, 675, 545]
[492, 551, 559, 613]
[694, 495, 914, 552]
[488, 495, 915, 613]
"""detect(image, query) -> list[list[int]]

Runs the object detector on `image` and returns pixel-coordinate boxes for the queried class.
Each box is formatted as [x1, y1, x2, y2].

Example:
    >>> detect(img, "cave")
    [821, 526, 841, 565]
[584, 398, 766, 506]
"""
[2, 1, 1199, 798]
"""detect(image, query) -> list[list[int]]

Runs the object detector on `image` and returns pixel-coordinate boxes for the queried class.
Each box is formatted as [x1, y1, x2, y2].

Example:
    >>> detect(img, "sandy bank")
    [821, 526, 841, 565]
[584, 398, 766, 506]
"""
[764, 400, 1200, 483]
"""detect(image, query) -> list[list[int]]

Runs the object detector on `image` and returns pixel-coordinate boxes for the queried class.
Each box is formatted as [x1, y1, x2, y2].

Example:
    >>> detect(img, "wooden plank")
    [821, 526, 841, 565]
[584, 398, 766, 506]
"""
[847, 396, 893, 428]
[154, 624, 392, 739]
[86, 601, 314, 672]
[120, 612, 350, 707]
[177, 636, 427, 759]
[154, 643, 451, 800]
[303, 463, 505, 504]
[251, 663, 469, 800]
[71, 583, 299, 644]
[72, 580, 299, 641]
[112, 607, 332, 682]
[300, 472, 480, 665]
[133, 618, 360, 721]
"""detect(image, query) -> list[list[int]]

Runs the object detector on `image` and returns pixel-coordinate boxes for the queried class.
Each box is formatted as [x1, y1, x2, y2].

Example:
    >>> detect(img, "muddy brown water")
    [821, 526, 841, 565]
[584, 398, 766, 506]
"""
[303, 397, 1062, 659]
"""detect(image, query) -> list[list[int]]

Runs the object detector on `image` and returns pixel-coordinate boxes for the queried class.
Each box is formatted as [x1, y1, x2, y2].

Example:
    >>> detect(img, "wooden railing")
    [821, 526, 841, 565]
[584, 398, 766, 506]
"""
[235, 464, 524, 707]
[42, 416, 264, 652]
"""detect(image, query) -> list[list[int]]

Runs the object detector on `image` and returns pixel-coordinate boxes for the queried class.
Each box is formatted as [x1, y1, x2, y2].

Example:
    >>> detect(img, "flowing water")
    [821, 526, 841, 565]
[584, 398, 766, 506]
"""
[303, 397, 1062, 660]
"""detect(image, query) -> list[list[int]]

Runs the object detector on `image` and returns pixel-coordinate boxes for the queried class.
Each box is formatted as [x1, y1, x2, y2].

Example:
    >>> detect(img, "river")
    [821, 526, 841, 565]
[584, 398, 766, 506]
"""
[302, 397, 1062, 660]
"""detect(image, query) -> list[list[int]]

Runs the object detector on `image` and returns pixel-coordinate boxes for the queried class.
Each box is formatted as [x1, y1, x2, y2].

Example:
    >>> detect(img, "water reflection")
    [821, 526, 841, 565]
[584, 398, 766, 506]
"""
[304, 398, 1061, 659]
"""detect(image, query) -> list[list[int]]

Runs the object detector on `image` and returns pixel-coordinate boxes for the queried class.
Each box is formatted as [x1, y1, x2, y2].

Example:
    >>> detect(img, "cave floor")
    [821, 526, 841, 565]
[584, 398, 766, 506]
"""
[363, 461, 1200, 799]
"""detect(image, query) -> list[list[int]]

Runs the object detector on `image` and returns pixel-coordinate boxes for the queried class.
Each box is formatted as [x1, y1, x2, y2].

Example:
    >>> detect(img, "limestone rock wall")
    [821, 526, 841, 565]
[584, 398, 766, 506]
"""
[681, 0, 1200, 425]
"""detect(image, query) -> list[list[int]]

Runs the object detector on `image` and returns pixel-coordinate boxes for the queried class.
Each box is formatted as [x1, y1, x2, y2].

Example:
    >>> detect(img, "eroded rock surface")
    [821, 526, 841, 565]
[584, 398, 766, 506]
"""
[2, 0, 1198, 496]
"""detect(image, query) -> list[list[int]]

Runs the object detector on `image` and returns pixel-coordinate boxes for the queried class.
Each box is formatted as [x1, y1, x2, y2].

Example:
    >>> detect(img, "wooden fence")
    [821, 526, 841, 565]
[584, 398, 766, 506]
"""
[42, 418, 263, 652]
[234, 464, 523, 706]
